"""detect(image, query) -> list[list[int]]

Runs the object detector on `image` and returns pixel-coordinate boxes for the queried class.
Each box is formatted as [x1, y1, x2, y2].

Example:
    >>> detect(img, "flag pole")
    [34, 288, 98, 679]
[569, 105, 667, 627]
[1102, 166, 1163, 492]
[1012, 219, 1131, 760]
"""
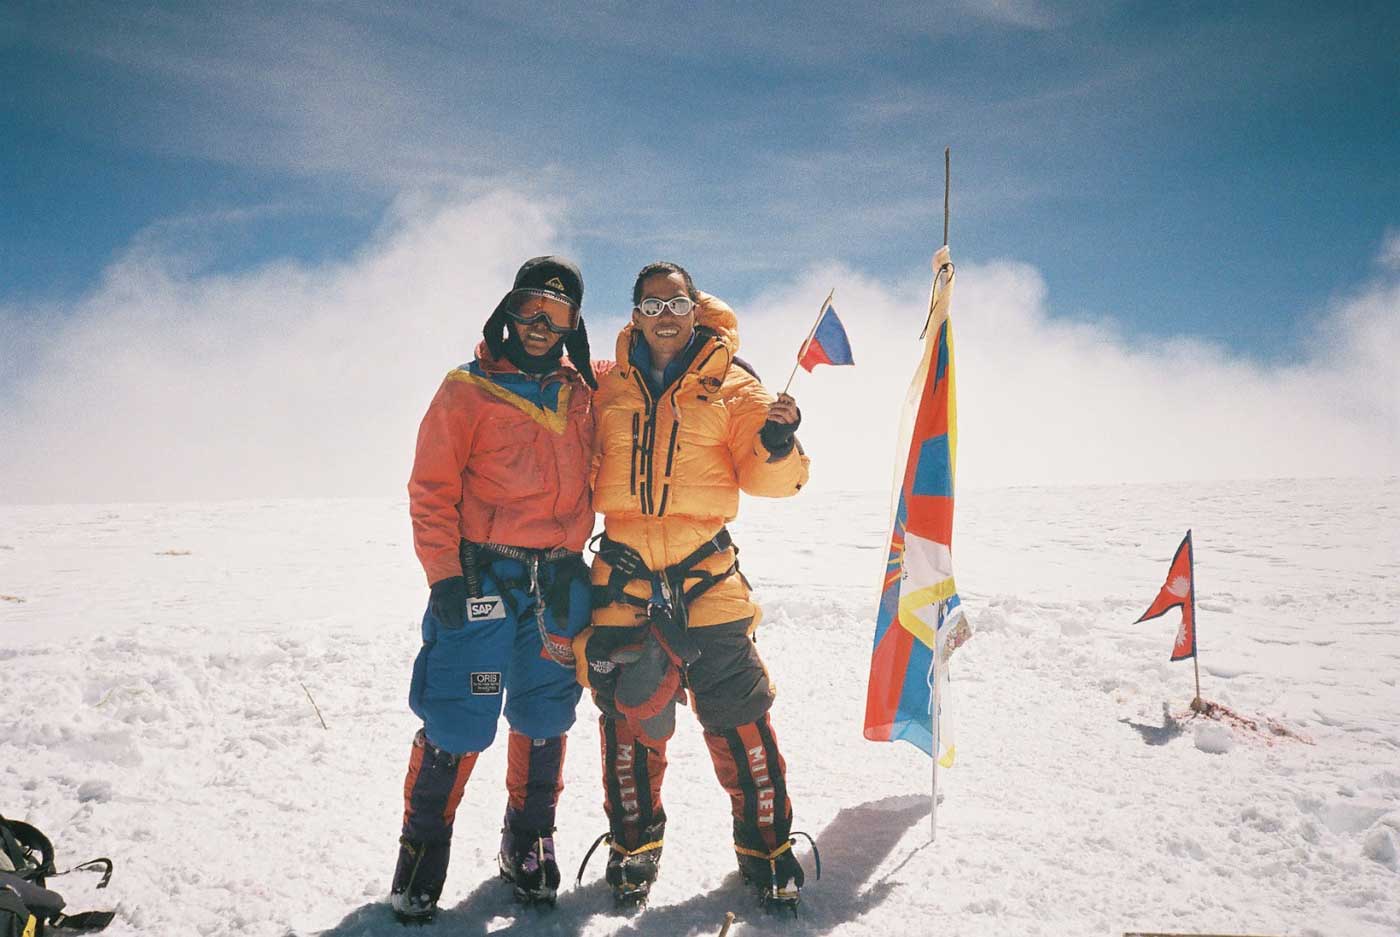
[943, 146, 950, 247]
[932, 145, 951, 844]
[1188, 530, 1203, 712]
[782, 287, 836, 395]
[931, 659, 940, 843]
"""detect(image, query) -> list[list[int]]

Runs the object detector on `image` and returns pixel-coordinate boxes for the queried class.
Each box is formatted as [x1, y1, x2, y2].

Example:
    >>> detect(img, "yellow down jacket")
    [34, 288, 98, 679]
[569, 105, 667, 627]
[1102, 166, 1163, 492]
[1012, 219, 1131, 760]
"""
[588, 293, 810, 632]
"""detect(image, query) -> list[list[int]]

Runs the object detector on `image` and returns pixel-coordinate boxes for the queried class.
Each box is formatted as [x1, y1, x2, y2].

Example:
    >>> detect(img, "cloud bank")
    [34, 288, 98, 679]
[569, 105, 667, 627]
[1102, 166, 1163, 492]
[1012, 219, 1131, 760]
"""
[1, 191, 569, 503]
[2, 191, 1395, 504]
[740, 251, 1399, 490]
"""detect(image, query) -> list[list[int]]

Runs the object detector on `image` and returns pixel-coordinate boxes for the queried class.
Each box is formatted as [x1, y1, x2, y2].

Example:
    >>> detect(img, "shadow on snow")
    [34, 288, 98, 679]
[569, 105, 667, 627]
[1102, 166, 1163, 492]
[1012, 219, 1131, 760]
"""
[1119, 703, 1188, 746]
[313, 793, 928, 937]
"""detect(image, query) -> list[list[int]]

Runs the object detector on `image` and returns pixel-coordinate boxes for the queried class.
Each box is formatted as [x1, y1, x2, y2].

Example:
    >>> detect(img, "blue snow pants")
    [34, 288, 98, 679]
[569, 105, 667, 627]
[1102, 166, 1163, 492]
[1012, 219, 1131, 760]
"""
[408, 556, 587, 756]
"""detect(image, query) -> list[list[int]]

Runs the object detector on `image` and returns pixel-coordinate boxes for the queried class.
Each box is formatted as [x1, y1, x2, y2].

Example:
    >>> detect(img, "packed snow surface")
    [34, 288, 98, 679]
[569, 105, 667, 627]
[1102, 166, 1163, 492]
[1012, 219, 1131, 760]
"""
[2, 478, 1397, 936]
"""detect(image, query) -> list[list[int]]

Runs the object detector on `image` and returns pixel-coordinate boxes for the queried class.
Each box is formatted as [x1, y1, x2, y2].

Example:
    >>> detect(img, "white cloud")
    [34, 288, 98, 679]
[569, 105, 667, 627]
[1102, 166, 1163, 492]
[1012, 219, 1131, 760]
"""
[737, 249, 1399, 491]
[1381, 228, 1400, 272]
[2, 191, 1395, 505]
[1, 189, 569, 503]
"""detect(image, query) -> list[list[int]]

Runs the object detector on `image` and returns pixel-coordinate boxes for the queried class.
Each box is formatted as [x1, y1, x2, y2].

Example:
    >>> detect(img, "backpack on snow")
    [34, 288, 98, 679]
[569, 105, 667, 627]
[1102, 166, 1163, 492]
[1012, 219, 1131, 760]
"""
[0, 814, 113, 935]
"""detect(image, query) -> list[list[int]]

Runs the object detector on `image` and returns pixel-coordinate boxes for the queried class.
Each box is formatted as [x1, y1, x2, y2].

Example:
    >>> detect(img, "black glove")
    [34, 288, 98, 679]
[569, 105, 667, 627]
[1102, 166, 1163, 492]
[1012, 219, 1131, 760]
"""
[579, 625, 643, 701]
[429, 576, 467, 630]
[759, 408, 801, 459]
[546, 554, 591, 633]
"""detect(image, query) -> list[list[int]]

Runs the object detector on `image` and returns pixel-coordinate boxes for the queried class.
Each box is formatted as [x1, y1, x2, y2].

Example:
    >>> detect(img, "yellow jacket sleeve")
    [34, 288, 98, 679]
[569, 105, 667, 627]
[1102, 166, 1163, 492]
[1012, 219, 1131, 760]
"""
[725, 371, 809, 498]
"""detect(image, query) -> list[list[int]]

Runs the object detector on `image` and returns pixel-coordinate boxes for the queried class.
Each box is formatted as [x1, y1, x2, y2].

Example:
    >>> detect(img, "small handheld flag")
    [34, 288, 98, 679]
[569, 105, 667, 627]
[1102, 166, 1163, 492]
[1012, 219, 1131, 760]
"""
[783, 289, 854, 394]
[798, 296, 854, 372]
[1136, 529, 1203, 707]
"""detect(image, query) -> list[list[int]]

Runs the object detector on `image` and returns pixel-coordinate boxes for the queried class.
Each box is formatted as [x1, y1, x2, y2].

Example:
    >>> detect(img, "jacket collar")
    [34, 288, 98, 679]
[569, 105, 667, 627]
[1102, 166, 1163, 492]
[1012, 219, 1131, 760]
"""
[616, 326, 731, 391]
[472, 341, 580, 384]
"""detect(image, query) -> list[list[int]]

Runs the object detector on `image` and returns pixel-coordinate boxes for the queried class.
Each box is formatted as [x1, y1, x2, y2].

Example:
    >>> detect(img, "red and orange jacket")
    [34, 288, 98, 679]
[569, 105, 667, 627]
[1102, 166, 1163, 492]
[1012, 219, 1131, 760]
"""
[408, 344, 596, 586]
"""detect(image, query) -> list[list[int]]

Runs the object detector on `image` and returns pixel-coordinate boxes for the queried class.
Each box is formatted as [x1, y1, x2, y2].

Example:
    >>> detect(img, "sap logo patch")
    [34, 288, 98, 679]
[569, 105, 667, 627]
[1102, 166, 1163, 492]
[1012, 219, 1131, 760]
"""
[470, 672, 502, 695]
[467, 596, 507, 622]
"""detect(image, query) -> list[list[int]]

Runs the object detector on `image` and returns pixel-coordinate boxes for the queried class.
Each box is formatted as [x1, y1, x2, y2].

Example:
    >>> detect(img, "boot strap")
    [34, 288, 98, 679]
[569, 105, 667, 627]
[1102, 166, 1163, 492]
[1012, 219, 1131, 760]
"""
[733, 840, 792, 861]
[611, 837, 664, 857]
[575, 831, 665, 887]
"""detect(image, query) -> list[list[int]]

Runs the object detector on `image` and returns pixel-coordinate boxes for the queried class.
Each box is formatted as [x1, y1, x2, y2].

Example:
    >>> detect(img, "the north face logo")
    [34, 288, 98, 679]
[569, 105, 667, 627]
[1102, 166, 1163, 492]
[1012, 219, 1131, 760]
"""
[467, 597, 506, 622]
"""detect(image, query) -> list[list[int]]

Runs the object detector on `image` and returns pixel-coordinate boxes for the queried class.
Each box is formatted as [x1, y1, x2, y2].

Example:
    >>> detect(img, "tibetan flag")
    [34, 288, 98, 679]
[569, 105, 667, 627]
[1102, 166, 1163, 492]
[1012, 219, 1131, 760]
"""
[864, 245, 972, 766]
[798, 298, 854, 371]
[1136, 530, 1197, 661]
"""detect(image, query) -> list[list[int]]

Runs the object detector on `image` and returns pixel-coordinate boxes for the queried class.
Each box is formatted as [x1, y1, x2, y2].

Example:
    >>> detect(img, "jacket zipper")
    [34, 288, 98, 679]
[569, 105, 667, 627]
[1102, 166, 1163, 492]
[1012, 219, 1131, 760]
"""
[629, 412, 640, 497]
[632, 371, 657, 514]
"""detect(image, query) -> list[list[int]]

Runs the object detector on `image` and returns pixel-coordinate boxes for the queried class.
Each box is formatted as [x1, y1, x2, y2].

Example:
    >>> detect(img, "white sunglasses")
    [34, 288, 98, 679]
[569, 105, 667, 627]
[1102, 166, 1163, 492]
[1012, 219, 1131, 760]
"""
[635, 296, 697, 317]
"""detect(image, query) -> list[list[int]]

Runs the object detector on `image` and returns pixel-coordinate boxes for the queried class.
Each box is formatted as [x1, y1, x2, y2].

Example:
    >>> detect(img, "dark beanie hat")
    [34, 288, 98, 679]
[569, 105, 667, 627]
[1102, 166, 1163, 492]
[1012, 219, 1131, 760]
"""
[511, 255, 583, 308]
[483, 255, 595, 388]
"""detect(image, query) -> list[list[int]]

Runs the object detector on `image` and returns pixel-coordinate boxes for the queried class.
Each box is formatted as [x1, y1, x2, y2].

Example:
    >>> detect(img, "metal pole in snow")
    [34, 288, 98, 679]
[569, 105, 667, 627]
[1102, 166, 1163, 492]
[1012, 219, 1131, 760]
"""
[932, 146, 952, 844]
[1189, 530, 1203, 710]
[931, 662, 939, 843]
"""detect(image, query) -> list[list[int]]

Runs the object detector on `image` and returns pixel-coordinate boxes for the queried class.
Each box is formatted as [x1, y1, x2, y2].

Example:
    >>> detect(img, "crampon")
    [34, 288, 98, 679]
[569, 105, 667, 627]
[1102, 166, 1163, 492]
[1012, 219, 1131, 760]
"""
[576, 831, 663, 909]
[736, 832, 820, 916]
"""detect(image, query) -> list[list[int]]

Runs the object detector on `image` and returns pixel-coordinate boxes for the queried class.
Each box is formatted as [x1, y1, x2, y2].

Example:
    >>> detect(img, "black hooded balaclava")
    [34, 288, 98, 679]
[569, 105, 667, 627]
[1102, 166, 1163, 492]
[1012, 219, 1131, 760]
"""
[483, 255, 596, 389]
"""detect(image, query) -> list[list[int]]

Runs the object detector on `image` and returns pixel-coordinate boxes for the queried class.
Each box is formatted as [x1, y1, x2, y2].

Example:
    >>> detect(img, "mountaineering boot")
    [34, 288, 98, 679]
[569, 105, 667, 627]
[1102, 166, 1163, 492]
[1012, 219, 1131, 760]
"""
[391, 730, 480, 923]
[497, 812, 561, 906]
[589, 715, 669, 906]
[498, 733, 567, 906]
[604, 816, 665, 907]
[702, 714, 815, 912]
[390, 837, 450, 923]
[574, 816, 665, 908]
[735, 832, 820, 914]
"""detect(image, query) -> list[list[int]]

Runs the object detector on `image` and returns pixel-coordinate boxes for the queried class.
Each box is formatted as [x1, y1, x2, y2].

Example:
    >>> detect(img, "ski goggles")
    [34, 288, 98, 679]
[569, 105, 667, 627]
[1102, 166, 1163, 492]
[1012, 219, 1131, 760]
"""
[634, 295, 697, 317]
[505, 289, 581, 334]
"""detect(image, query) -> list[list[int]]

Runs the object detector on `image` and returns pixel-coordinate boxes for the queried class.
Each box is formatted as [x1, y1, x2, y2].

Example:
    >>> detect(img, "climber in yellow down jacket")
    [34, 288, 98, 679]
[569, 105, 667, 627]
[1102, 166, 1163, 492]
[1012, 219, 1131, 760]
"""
[572, 260, 815, 910]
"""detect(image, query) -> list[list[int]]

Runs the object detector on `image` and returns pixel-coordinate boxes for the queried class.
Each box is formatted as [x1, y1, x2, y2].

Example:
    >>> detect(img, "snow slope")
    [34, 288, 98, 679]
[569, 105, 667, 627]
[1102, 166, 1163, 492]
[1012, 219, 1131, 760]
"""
[2, 478, 1397, 936]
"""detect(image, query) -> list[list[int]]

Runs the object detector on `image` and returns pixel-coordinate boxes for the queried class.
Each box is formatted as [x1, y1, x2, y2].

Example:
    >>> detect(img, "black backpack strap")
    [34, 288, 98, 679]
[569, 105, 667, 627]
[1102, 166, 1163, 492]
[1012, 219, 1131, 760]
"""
[0, 817, 23, 872]
[0, 817, 55, 884]
[56, 859, 113, 890]
[51, 910, 117, 932]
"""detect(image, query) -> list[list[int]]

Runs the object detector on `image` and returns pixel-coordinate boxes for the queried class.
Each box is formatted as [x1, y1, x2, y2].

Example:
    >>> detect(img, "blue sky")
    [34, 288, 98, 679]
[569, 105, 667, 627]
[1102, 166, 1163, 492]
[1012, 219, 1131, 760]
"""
[4, 1, 1396, 361]
[1, 3, 1397, 503]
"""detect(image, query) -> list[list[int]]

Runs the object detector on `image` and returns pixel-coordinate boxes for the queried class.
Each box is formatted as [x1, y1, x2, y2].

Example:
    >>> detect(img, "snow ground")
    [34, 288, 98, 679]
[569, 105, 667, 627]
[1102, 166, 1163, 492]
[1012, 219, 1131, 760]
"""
[2, 478, 1397, 936]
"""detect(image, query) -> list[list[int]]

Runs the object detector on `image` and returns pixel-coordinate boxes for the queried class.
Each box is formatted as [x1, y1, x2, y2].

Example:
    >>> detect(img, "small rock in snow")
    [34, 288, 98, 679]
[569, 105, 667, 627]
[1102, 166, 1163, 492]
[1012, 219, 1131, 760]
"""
[77, 779, 113, 803]
[1194, 722, 1235, 754]
[1362, 826, 1397, 869]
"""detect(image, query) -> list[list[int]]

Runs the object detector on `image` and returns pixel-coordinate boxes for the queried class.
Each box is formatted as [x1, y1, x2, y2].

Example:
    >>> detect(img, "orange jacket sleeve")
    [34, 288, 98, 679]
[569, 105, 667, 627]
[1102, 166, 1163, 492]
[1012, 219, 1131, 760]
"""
[408, 374, 479, 585]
